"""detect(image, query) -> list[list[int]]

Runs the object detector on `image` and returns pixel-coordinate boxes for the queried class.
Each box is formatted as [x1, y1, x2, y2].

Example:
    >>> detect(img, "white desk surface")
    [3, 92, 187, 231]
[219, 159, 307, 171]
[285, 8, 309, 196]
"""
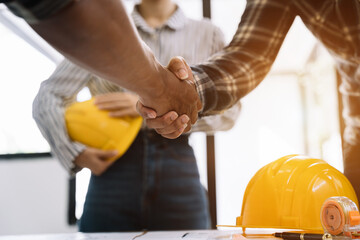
[0, 229, 277, 240]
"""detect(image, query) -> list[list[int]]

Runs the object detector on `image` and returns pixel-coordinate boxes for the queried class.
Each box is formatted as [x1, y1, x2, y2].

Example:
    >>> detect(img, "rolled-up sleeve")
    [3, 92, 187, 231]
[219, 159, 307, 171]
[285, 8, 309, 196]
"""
[33, 60, 91, 174]
[192, 24, 242, 133]
[193, 0, 296, 116]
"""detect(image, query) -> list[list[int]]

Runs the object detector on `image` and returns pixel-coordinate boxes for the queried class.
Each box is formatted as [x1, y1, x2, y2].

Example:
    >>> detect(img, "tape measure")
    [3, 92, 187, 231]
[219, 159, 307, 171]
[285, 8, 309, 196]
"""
[321, 197, 360, 238]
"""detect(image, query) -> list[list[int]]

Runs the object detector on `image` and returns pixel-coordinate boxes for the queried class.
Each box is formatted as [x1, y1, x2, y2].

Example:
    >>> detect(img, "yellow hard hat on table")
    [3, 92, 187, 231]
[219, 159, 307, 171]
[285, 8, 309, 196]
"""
[236, 154, 358, 233]
[65, 98, 142, 162]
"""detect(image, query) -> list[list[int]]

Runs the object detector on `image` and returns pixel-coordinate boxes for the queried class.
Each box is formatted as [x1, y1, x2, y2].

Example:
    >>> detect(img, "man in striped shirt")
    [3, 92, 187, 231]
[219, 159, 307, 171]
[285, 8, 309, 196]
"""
[139, 0, 360, 202]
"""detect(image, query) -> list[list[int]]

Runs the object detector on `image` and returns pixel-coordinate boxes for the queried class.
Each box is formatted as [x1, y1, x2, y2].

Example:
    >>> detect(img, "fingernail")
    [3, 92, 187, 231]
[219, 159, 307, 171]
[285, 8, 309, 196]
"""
[177, 69, 188, 80]
[147, 112, 156, 119]
[170, 112, 178, 121]
[181, 115, 189, 124]
[180, 124, 188, 131]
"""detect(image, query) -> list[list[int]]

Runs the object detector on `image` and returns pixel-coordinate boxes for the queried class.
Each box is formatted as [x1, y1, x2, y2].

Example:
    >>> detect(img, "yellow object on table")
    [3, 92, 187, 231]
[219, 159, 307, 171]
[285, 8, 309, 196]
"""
[236, 155, 358, 233]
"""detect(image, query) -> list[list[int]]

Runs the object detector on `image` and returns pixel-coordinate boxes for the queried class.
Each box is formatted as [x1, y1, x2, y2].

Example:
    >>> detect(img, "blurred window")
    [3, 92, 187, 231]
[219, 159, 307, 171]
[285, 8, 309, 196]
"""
[0, 5, 63, 156]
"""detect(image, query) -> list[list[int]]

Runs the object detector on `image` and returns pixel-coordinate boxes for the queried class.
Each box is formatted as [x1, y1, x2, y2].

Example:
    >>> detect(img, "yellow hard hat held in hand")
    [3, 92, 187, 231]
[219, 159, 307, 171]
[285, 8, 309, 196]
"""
[65, 98, 142, 162]
[236, 154, 359, 233]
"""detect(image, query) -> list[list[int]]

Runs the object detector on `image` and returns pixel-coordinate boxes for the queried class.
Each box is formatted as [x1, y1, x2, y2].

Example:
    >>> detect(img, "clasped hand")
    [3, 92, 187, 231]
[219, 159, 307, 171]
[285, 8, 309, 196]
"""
[137, 57, 200, 139]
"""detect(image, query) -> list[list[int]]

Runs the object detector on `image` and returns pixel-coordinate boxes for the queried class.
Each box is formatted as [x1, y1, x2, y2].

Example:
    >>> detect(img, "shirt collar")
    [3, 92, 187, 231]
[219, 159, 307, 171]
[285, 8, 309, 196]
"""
[131, 5, 186, 34]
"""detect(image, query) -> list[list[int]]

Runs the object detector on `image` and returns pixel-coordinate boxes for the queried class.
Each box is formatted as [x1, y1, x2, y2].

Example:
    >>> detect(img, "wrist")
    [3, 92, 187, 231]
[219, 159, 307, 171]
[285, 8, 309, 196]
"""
[137, 63, 167, 107]
[192, 67, 211, 116]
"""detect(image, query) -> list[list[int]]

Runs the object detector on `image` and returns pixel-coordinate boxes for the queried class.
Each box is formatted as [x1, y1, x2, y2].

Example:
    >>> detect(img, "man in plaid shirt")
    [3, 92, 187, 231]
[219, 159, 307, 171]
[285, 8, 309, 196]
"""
[140, 0, 360, 201]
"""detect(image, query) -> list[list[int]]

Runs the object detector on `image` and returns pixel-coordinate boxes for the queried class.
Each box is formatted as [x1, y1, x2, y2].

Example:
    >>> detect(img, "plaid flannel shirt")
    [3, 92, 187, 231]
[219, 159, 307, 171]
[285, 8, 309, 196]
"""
[193, 0, 360, 148]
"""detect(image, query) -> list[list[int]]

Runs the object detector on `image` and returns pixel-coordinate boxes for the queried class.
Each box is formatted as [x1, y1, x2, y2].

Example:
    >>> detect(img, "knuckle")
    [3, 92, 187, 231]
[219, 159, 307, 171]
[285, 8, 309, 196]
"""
[164, 116, 173, 125]
[155, 128, 164, 135]
[173, 119, 185, 130]
[171, 130, 182, 139]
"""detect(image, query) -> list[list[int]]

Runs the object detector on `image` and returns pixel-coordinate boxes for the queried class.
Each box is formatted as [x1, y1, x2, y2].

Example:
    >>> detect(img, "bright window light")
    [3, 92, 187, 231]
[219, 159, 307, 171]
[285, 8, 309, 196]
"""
[0, 21, 57, 154]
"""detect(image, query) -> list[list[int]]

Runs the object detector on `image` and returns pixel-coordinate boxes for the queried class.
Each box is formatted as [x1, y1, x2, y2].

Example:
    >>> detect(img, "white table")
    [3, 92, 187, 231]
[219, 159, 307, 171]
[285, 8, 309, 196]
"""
[0, 229, 257, 240]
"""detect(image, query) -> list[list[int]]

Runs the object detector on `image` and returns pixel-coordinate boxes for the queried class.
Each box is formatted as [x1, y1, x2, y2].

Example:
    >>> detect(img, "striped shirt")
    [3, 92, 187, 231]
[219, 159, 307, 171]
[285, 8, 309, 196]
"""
[32, 6, 241, 174]
[193, 0, 360, 148]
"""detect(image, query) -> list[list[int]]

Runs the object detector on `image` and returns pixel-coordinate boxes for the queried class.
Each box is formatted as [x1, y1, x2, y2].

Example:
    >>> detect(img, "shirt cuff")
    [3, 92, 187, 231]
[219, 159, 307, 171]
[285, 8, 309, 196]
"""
[4, 0, 74, 24]
[192, 65, 217, 117]
[52, 141, 86, 176]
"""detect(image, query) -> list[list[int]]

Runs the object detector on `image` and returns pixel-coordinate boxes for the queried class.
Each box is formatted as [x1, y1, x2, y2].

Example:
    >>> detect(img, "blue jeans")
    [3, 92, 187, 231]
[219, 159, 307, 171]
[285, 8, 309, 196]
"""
[79, 129, 210, 232]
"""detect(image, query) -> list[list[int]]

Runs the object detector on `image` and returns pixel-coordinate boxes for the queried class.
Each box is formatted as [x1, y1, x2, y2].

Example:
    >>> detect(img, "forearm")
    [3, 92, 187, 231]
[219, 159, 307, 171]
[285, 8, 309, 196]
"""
[33, 93, 86, 174]
[339, 63, 360, 200]
[32, 60, 90, 173]
[28, 0, 163, 98]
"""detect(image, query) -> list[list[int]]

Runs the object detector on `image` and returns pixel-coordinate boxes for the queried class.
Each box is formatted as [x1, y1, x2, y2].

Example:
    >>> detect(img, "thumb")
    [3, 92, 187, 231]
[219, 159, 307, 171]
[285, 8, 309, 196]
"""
[136, 100, 156, 119]
[167, 56, 190, 80]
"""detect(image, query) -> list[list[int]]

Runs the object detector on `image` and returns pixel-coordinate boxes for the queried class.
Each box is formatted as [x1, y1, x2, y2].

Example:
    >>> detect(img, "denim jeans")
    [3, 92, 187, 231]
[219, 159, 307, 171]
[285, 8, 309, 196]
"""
[79, 129, 210, 232]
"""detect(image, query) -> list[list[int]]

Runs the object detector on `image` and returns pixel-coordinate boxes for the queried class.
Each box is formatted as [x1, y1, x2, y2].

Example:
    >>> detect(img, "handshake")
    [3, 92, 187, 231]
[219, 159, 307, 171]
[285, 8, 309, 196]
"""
[136, 56, 202, 139]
